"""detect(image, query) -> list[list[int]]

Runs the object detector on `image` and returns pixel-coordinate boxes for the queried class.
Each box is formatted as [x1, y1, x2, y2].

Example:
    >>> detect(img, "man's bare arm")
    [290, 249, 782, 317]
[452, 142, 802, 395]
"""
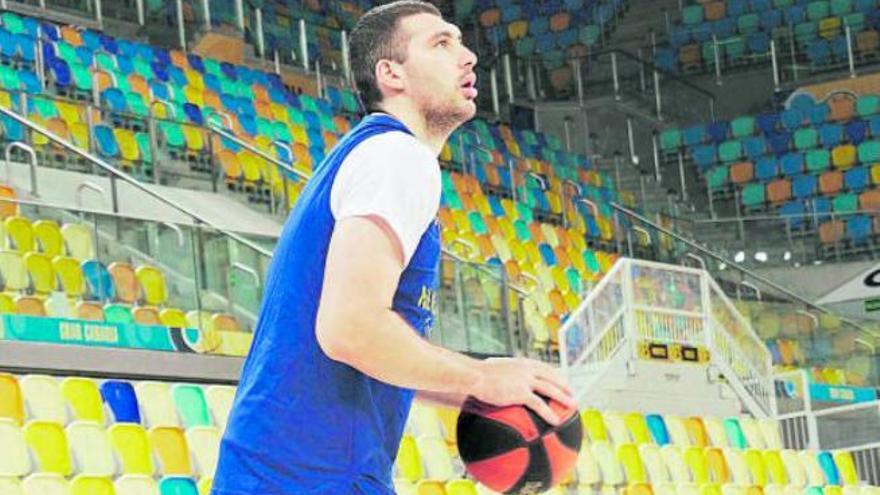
[315, 216, 574, 424]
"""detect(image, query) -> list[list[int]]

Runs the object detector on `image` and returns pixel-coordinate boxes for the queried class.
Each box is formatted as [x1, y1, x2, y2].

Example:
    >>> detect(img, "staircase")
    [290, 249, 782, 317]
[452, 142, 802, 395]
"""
[560, 257, 777, 419]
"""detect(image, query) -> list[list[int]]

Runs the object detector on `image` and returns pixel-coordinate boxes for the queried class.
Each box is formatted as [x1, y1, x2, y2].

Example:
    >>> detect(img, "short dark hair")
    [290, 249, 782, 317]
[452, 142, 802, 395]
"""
[348, 1, 442, 111]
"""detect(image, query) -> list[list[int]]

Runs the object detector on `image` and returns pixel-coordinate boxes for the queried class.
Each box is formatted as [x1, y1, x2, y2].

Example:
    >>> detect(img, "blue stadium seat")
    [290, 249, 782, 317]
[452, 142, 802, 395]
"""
[683, 125, 706, 146]
[744, 136, 767, 160]
[781, 108, 804, 130]
[847, 215, 872, 244]
[769, 131, 792, 155]
[844, 167, 869, 191]
[793, 174, 818, 199]
[819, 122, 843, 146]
[100, 380, 141, 423]
[692, 144, 718, 170]
[101, 88, 128, 113]
[781, 152, 805, 175]
[707, 121, 730, 142]
[646, 414, 670, 446]
[94, 125, 120, 159]
[779, 200, 806, 229]
[82, 259, 116, 301]
[845, 119, 868, 143]
[818, 451, 841, 485]
[756, 156, 779, 180]
[807, 103, 829, 125]
[757, 112, 780, 135]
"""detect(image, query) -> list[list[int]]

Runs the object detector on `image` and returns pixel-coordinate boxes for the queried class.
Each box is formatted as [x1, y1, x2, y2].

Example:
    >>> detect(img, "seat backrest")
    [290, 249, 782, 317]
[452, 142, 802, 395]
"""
[61, 224, 95, 259]
[0, 418, 31, 476]
[51, 256, 85, 298]
[32, 220, 63, 258]
[135, 266, 167, 306]
[105, 262, 138, 302]
[185, 426, 220, 478]
[205, 385, 235, 431]
[158, 477, 198, 495]
[592, 441, 625, 485]
[99, 380, 140, 424]
[0, 252, 28, 292]
[172, 384, 211, 429]
[148, 426, 192, 476]
[66, 421, 115, 477]
[136, 382, 179, 428]
[21, 473, 68, 495]
[19, 375, 67, 424]
[0, 476, 23, 495]
[114, 475, 157, 495]
[109, 423, 154, 475]
[81, 260, 115, 302]
[24, 420, 72, 475]
[61, 377, 105, 425]
[69, 476, 115, 495]
[417, 435, 456, 480]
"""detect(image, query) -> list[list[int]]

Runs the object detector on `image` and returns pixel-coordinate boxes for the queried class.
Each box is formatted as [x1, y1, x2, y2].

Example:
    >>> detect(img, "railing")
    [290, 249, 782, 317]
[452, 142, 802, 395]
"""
[560, 256, 777, 418]
[775, 369, 880, 485]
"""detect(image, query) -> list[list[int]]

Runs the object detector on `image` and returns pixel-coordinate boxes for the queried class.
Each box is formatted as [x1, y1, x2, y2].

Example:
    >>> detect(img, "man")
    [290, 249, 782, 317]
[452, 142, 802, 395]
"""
[212, 2, 574, 494]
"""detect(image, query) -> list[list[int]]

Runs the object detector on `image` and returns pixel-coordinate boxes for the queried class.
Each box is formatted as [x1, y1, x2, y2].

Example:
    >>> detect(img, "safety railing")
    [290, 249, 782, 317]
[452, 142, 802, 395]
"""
[560, 256, 777, 418]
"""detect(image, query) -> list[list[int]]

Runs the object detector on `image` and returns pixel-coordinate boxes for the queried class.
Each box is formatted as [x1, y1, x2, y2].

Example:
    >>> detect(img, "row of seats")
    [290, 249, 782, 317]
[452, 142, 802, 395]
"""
[0, 474, 207, 495]
[656, 0, 880, 72]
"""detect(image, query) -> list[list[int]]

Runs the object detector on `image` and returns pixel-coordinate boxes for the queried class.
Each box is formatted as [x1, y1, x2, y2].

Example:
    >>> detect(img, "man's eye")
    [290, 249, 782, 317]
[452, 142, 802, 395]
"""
[437, 40, 449, 47]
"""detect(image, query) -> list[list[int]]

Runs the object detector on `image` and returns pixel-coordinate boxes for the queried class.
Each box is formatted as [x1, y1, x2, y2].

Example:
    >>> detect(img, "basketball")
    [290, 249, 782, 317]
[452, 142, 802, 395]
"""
[456, 396, 583, 494]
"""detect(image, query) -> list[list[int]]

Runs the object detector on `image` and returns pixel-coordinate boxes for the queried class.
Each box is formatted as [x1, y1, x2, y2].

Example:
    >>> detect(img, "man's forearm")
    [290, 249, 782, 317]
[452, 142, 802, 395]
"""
[322, 308, 486, 397]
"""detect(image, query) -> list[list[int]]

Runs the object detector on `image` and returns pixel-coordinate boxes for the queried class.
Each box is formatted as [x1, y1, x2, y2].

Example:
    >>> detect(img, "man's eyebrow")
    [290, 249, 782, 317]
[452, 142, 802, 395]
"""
[427, 29, 463, 42]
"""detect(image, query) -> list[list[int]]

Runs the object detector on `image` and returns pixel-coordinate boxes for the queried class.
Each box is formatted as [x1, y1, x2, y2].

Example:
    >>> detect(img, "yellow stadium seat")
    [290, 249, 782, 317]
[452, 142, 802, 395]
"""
[394, 479, 417, 495]
[32, 221, 63, 258]
[655, 483, 678, 495]
[149, 426, 192, 476]
[0, 476, 22, 495]
[186, 426, 220, 478]
[618, 443, 648, 483]
[625, 413, 653, 445]
[592, 441, 625, 485]
[686, 418, 710, 448]
[0, 418, 31, 476]
[722, 449, 751, 486]
[763, 450, 787, 485]
[67, 421, 115, 477]
[396, 434, 423, 483]
[61, 224, 95, 260]
[743, 450, 768, 486]
[159, 307, 188, 328]
[706, 448, 730, 484]
[115, 129, 141, 163]
[70, 475, 114, 495]
[205, 385, 235, 431]
[703, 417, 728, 448]
[4, 216, 33, 252]
[834, 451, 858, 485]
[24, 420, 72, 475]
[0, 374, 24, 426]
[135, 266, 167, 306]
[640, 444, 671, 483]
[684, 447, 710, 484]
[19, 375, 66, 424]
[135, 381, 179, 427]
[52, 256, 85, 298]
[722, 485, 746, 495]
[582, 409, 608, 442]
[109, 424, 154, 475]
[0, 252, 28, 292]
[0, 293, 13, 313]
[662, 445, 691, 483]
[114, 475, 156, 495]
[446, 479, 479, 495]
[61, 377, 105, 424]
[23, 253, 55, 296]
[780, 449, 806, 487]
[417, 435, 455, 480]
[665, 416, 692, 447]
[21, 473, 68, 495]
[197, 477, 212, 495]
[416, 480, 446, 495]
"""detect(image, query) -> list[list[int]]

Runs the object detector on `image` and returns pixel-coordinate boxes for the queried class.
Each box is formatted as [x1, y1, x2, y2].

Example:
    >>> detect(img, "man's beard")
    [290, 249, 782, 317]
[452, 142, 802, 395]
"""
[424, 99, 476, 137]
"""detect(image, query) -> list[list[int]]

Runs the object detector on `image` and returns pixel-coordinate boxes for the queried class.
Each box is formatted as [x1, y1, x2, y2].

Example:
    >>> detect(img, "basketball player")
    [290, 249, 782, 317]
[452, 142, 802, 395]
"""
[212, 2, 575, 494]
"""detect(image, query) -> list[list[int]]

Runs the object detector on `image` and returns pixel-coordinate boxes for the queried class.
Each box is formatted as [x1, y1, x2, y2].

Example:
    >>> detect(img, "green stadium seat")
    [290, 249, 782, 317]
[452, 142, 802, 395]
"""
[741, 183, 766, 209]
[707, 166, 729, 191]
[172, 384, 212, 428]
[731, 117, 755, 138]
[833, 192, 858, 213]
[806, 149, 831, 173]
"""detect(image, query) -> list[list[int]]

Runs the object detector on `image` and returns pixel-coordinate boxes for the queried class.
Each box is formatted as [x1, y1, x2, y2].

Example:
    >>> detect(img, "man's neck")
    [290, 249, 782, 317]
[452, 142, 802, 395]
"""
[375, 101, 452, 156]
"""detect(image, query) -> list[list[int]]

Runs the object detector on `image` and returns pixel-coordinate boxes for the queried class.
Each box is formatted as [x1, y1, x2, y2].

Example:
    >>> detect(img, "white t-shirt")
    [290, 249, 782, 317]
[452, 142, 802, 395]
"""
[330, 130, 441, 265]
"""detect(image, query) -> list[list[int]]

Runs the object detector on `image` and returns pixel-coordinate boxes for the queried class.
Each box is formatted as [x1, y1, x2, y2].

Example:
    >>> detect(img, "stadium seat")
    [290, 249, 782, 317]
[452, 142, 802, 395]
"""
[149, 426, 192, 475]
[0, 418, 31, 476]
[67, 421, 115, 477]
[69, 476, 115, 495]
[19, 375, 67, 424]
[204, 385, 234, 431]
[109, 423, 154, 475]
[24, 420, 72, 475]
[21, 474, 68, 495]
[100, 380, 141, 424]
[61, 377, 105, 424]
[158, 477, 199, 495]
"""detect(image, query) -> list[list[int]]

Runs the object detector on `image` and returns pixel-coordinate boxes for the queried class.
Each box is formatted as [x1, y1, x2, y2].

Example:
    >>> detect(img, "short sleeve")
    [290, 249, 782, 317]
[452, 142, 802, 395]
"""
[330, 131, 441, 265]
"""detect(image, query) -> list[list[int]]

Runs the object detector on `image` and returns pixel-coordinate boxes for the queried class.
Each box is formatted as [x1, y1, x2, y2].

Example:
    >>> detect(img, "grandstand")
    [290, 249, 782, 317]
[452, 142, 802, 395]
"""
[0, 0, 875, 494]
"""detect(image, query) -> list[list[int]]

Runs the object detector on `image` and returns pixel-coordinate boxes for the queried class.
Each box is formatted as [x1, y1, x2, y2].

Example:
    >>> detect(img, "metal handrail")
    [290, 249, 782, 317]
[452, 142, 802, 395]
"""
[609, 201, 877, 336]
[0, 107, 273, 258]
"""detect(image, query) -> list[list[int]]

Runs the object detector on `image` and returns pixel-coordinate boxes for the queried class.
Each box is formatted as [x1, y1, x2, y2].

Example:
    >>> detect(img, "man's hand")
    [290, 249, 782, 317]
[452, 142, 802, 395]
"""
[470, 357, 576, 425]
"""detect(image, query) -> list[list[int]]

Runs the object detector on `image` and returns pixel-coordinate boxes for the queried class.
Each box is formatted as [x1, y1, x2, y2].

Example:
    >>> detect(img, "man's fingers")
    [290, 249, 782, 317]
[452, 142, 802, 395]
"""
[526, 394, 561, 425]
[530, 361, 573, 395]
[532, 378, 576, 409]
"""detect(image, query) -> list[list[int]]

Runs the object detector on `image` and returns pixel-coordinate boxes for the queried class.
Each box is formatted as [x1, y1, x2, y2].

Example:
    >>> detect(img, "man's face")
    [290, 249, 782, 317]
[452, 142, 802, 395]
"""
[395, 13, 478, 128]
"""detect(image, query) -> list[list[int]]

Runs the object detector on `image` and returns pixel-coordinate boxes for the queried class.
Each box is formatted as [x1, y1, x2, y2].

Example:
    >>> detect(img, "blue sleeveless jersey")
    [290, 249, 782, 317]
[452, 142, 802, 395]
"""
[213, 114, 441, 495]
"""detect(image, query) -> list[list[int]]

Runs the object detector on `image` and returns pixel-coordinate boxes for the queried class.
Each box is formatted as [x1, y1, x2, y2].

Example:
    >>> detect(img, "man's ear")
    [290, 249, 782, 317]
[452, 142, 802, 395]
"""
[375, 59, 406, 95]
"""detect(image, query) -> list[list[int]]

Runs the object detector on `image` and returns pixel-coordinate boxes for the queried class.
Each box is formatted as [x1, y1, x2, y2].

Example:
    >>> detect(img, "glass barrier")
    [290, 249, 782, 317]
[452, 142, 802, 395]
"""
[45, 0, 98, 20]
[609, 202, 880, 389]
[143, 0, 183, 48]
[101, 0, 142, 24]
[501, 49, 716, 124]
